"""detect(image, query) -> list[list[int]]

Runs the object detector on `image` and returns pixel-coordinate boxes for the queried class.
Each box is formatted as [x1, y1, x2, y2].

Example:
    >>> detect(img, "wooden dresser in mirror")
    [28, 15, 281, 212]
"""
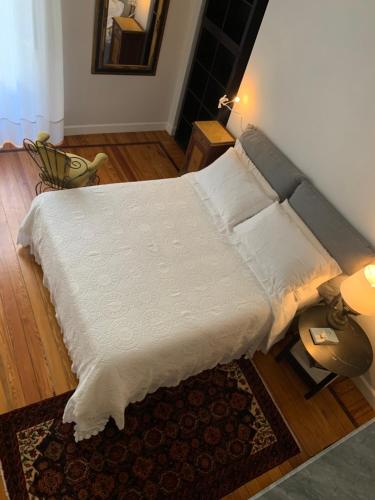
[92, 0, 169, 75]
[110, 17, 146, 65]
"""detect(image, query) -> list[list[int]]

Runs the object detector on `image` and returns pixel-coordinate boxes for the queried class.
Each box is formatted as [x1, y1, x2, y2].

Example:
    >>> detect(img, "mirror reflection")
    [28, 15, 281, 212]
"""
[92, 0, 169, 75]
[106, 0, 149, 65]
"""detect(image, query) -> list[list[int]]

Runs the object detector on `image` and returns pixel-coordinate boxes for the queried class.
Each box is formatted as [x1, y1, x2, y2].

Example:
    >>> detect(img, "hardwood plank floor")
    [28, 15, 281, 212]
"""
[0, 131, 373, 499]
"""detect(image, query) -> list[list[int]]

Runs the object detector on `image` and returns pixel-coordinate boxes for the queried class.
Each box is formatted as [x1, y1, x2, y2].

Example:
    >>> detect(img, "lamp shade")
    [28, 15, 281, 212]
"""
[341, 265, 375, 316]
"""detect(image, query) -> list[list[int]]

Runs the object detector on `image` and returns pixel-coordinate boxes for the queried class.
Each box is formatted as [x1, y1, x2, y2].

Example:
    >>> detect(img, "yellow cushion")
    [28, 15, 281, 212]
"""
[35, 147, 95, 188]
[34, 132, 106, 189]
[66, 153, 95, 187]
[36, 143, 69, 186]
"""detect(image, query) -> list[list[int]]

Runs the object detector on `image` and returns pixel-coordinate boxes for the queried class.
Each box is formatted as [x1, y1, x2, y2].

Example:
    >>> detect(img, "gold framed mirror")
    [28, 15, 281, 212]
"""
[92, 0, 170, 75]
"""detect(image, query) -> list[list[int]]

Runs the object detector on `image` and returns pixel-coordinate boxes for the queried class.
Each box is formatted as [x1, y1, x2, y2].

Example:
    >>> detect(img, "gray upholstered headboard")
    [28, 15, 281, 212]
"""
[239, 125, 375, 275]
[289, 182, 375, 275]
[239, 125, 306, 200]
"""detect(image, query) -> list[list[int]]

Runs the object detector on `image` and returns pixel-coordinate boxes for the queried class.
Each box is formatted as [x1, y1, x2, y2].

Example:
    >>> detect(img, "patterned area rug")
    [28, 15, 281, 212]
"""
[0, 359, 299, 499]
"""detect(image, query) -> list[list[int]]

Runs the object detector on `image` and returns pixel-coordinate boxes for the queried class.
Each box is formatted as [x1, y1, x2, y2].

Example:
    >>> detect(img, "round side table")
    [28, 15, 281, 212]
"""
[276, 305, 373, 399]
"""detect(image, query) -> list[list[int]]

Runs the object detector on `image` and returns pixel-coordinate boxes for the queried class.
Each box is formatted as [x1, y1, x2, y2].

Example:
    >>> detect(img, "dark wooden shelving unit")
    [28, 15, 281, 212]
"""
[175, 0, 269, 150]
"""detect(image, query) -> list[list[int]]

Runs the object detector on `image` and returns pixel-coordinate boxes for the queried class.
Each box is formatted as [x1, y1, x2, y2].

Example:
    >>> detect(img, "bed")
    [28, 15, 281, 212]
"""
[18, 126, 375, 441]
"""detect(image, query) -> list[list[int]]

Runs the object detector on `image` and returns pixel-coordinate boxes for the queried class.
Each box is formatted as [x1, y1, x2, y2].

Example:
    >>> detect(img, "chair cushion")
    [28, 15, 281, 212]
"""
[36, 142, 69, 186]
[66, 153, 94, 187]
[35, 138, 102, 189]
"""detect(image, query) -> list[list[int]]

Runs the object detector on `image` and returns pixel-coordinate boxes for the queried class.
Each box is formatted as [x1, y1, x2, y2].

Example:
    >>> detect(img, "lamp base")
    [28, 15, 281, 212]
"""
[326, 294, 351, 329]
[327, 307, 349, 330]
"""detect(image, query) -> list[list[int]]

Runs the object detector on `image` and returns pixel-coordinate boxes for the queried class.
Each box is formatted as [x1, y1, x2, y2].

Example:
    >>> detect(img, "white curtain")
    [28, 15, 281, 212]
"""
[0, 0, 64, 147]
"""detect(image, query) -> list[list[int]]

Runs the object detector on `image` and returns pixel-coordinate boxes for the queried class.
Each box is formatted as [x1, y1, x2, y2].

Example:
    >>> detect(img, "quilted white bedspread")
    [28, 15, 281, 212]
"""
[18, 176, 274, 441]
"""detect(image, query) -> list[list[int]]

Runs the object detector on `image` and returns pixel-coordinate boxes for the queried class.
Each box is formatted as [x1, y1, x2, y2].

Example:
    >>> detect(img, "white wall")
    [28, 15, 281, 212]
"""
[228, 0, 375, 406]
[61, 0, 202, 135]
[167, 0, 204, 134]
[134, 0, 152, 30]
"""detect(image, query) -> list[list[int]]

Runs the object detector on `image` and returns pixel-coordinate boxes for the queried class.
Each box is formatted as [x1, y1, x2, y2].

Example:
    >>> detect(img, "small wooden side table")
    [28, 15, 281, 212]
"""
[277, 305, 373, 399]
[110, 17, 146, 65]
[183, 121, 235, 173]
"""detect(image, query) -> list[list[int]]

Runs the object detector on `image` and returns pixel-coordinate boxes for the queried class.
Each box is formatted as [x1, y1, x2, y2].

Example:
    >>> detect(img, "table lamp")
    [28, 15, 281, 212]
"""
[327, 264, 375, 329]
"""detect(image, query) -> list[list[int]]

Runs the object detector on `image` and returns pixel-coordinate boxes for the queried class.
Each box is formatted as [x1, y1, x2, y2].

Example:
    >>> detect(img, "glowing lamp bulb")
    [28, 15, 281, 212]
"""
[234, 96, 240, 103]
[364, 264, 375, 287]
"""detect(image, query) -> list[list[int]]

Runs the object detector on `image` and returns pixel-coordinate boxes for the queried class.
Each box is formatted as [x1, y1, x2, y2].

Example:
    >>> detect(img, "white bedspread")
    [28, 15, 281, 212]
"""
[18, 177, 275, 441]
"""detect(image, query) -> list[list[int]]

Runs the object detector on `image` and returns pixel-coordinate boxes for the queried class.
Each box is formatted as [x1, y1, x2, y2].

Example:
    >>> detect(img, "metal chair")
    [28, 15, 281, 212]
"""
[23, 132, 108, 195]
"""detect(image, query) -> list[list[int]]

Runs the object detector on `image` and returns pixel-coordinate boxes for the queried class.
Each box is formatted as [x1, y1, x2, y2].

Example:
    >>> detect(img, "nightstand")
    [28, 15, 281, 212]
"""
[183, 121, 235, 173]
[277, 305, 373, 399]
[110, 17, 146, 65]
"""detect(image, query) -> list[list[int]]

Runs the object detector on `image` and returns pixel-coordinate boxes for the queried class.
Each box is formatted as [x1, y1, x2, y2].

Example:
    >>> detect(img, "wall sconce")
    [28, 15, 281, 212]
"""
[218, 95, 240, 110]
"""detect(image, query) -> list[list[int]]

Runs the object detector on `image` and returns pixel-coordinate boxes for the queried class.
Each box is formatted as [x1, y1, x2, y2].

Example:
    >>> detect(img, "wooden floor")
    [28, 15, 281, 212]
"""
[0, 131, 373, 499]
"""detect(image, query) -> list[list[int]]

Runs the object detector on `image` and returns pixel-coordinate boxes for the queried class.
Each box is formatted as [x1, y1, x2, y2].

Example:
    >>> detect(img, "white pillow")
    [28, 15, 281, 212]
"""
[233, 202, 342, 298]
[193, 147, 278, 228]
[234, 139, 277, 201]
[280, 200, 342, 302]
[295, 282, 320, 310]
[318, 274, 348, 301]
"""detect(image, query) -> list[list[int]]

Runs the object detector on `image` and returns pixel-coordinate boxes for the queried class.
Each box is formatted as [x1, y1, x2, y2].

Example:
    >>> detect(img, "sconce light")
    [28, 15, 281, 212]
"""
[218, 95, 240, 110]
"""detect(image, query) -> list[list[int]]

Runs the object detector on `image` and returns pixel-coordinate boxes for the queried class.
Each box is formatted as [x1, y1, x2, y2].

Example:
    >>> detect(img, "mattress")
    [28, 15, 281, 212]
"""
[18, 176, 277, 441]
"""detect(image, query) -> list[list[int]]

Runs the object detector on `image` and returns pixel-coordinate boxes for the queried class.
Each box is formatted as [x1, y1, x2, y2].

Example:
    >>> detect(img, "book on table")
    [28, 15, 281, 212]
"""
[310, 327, 339, 345]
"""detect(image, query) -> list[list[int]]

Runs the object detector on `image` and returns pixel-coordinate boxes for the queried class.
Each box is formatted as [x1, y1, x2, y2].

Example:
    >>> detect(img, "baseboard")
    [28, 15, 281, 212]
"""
[353, 375, 375, 410]
[64, 122, 168, 136]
